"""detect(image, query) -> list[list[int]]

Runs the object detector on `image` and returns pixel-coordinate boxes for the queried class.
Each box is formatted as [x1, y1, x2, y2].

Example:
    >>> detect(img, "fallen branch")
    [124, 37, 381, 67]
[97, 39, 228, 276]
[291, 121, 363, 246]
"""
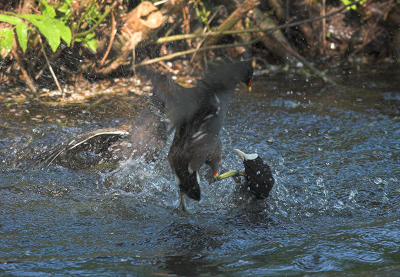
[133, 20, 295, 68]
[132, 41, 255, 68]
[155, 1, 357, 44]
[204, 0, 260, 46]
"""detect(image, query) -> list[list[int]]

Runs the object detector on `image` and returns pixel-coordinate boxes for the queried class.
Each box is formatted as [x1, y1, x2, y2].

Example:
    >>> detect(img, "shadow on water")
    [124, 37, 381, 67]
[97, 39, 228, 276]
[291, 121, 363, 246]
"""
[1, 65, 400, 276]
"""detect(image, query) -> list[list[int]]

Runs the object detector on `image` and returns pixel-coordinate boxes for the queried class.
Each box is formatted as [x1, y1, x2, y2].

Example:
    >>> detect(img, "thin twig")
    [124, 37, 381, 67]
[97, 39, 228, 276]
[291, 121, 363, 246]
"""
[39, 37, 62, 94]
[35, 63, 48, 80]
[100, 10, 116, 66]
[383, 0, 394, 20]
[11, 49, 37, 95]
[159, 61, 179, 74]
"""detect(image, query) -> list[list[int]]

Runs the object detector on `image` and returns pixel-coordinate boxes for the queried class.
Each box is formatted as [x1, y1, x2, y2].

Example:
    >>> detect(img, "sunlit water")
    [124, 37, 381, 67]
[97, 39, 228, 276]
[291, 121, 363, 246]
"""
[1, 66, 400, 276]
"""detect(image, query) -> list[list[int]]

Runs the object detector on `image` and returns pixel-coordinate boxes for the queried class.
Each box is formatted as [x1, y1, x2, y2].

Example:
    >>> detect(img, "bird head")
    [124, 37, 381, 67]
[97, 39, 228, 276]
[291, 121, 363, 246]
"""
[237, 61, 254, 92]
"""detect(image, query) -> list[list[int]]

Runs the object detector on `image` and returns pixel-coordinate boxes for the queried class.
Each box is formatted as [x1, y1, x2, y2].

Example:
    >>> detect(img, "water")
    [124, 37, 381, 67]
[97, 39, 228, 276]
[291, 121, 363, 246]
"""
[1, 66, 400, 276]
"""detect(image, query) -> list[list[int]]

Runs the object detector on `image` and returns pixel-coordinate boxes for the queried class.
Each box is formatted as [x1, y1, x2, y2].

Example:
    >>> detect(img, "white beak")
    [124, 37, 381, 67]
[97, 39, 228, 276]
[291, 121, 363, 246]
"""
[234, 149, 258, 161]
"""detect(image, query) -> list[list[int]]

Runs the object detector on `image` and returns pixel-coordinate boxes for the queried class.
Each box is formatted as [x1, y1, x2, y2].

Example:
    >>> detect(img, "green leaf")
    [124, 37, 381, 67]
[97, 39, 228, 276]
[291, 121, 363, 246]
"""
[0, 14, 22, 25]
[17, 14, 46, 21]
[15, 22, 28, 52]
[83, 33, 97, 52]
[52, 19, 71, 46]
[0, 28, 14, 53]
[58, 3, 70, 13]
[30, 18, 60, 52]
[41, 0, 56, 18]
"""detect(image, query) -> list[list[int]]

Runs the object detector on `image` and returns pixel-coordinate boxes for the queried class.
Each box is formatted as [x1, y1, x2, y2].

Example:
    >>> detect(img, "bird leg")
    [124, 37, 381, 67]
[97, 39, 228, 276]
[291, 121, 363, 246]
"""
[178, 192, 191, 213]
[214, 170, 246, 181]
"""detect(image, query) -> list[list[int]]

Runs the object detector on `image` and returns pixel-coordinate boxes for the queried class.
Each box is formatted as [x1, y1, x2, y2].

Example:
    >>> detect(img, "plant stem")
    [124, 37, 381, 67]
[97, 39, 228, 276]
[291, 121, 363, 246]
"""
[74, 1, 118, 38]
[39, 37, 62, 94]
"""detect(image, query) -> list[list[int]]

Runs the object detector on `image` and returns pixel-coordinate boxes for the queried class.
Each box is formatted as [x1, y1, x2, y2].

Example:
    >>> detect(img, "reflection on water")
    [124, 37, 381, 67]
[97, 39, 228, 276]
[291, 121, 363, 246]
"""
[1, 66, 400, 276]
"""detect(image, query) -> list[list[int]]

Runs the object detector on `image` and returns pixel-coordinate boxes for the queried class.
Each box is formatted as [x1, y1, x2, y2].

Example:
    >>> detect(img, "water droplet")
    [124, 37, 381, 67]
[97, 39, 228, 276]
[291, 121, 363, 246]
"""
[348, 189, 357, 201]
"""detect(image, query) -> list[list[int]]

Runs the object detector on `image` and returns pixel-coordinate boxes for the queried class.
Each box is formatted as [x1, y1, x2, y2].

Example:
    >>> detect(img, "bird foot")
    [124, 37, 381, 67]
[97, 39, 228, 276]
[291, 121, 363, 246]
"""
[178, 192, 193, 214]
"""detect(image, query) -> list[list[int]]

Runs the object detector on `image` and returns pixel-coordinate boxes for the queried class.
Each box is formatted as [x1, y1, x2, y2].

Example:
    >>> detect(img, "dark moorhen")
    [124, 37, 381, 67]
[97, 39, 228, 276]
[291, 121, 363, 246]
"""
[234, 149, 274, 199]
[166, 61, 254, 211]
[215, 149, 274, 199]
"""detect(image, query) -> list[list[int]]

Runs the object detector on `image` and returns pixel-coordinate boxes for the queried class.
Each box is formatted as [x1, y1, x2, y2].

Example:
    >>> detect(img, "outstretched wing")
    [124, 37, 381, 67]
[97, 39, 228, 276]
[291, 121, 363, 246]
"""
[36, 128, 128, 166]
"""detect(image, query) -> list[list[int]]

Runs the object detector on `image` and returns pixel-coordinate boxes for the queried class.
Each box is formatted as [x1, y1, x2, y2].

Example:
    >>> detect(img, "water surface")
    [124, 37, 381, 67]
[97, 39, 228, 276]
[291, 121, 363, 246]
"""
[1, 65, 399, 276]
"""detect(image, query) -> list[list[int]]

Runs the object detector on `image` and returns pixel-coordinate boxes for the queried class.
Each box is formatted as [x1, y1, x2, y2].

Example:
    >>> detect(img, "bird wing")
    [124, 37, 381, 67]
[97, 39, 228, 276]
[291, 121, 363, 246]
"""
[36, 128, 129, 166]
[187, 94, 223, 171]
[165, 86, 206, 131]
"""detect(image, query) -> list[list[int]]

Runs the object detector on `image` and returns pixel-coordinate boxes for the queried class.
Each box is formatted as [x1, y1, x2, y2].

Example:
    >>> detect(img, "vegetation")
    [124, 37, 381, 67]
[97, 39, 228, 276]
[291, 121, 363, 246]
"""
[0, 0, 399, 95]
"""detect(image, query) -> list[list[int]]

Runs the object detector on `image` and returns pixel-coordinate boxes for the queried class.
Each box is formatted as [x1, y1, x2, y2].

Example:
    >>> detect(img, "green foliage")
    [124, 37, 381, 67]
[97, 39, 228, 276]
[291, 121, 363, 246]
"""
[57, 0, 74, 22]
[0, 28, 14, 53]
[41, 0, 56, 18]
[57, 0, 109, 52]
[341, 0, 366, 11]
[0, 14, 23, 25]
[15, 22, 28, 52]
[0, 15, 26, 53]
[194, 0, 211, 29]
[75, 33, 98, 52]
[0, 0, 111, 54]
[0, 0, 71, 53]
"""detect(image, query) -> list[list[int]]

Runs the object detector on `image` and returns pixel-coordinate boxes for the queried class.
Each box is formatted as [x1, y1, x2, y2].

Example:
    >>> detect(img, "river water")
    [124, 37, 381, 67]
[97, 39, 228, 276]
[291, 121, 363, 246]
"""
[1, 65, 399, 276]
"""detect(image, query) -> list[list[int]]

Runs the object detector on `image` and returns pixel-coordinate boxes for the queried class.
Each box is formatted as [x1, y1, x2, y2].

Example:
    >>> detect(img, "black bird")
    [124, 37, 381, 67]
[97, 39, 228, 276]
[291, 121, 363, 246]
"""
[36, 73, 171, 168]
[233, 149, 274, 199]
[166, 61, 254, 211]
